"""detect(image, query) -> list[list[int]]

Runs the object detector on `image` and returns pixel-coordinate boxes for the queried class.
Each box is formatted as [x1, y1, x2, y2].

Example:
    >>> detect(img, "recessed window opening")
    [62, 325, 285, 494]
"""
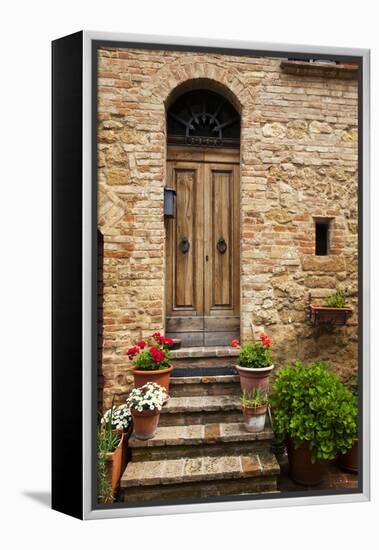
[315, 219, 330, 256]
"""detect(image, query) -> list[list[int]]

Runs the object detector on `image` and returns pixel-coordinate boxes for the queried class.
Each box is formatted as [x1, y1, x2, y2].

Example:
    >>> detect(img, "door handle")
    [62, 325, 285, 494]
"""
[217, 238, 227, 254]
[179, 238, 190, 254]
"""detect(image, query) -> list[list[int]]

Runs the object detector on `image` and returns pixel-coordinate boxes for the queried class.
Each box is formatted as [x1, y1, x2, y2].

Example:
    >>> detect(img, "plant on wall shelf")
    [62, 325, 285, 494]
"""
[309, 288, 352, 326]
[325, 289, 347, 308]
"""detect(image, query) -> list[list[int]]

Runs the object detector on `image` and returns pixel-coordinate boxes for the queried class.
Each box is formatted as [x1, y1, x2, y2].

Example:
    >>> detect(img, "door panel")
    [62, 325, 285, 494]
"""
[166, 162, 204, 319]
[205, 164, 240, 318]
[210, 169, 232, 308]
[166, 149, 240, 347]
[174, 169, 196, 308]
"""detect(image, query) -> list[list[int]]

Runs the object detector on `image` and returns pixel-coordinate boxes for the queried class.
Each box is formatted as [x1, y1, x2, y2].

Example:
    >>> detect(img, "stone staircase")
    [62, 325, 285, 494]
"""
[120, 348, 280, 503]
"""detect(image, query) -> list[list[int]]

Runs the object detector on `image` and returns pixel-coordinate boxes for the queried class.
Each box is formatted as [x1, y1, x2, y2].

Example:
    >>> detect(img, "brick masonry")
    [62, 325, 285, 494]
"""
[97, 47, 358, 408]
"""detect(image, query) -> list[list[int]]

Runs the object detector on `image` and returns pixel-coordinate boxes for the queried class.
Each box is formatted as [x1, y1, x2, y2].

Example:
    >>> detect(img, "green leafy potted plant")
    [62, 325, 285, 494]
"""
[97, 402, 132, 503]
[231, 333, 274, 392]
[126, 382, 167, 440]
[309, 289, 353, 326]
[338, 374, 359, 473]
[126, 332, 174, 393]
[240, 387, 268, 433]
[270, 361, 358, 485]
[97, 427, 120, 504]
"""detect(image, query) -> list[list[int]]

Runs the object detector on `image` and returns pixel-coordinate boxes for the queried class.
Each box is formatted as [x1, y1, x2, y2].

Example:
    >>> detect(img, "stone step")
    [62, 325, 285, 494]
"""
[159, 395, 241, 426]
[171, 346, 239, 371]
[121, 451, 280, 502]
[129, 421, 273, 461]
[169, 374, 240, 397]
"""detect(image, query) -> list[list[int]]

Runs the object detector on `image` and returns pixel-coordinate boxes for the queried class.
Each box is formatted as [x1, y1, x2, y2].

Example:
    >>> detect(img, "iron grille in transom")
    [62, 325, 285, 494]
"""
[167, 90, 240, 148]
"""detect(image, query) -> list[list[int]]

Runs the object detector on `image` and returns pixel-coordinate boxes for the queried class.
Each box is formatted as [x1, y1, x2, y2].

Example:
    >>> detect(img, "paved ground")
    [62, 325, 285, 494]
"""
[278, 455, 358, 492]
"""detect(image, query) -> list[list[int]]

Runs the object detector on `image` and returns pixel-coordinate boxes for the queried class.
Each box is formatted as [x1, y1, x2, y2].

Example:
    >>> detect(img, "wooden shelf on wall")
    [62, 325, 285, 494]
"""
[280, 60, 358, 79]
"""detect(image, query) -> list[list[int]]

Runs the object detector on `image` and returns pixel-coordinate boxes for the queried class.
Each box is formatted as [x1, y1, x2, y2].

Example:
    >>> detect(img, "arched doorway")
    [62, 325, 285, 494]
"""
[165, 88, 241, 347]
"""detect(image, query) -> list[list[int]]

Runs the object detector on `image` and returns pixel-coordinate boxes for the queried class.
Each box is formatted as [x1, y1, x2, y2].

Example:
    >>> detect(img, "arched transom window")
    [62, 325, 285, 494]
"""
[167, 89, 240, 148]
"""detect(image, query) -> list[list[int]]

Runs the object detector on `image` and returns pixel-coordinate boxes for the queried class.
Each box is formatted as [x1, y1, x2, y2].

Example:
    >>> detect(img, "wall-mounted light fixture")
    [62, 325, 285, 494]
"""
[164, 187, 176, 218]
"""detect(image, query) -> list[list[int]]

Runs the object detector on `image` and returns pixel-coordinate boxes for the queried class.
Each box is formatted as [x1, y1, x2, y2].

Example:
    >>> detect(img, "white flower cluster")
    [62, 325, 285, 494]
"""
[101, 403, 132, 431]
[126, 382, 167, 413]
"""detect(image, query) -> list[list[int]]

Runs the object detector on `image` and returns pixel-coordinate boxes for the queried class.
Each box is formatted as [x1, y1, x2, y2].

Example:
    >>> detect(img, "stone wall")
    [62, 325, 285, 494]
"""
[97, 47, 358, 408]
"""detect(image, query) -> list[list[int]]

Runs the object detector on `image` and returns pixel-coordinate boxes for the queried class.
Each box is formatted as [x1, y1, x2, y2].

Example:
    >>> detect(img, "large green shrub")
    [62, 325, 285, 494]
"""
[270, 362, 358, 462]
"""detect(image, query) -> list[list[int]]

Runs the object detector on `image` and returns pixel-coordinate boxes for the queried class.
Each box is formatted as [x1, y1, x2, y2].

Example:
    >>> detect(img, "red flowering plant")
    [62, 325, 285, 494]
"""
[126, 332, 173, 371]
[230, 333, 273, 369]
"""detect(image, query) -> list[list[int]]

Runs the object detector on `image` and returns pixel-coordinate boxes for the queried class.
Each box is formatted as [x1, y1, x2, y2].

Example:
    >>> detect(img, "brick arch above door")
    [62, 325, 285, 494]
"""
[149, 60, 254, 110]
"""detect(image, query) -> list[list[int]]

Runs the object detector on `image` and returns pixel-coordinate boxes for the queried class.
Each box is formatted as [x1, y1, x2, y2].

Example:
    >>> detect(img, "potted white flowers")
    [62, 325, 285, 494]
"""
[98, 403, 132, 503]
[126, 382, 167, 440]
[101, 403, 132, 433]
[240, 387, 268, 433]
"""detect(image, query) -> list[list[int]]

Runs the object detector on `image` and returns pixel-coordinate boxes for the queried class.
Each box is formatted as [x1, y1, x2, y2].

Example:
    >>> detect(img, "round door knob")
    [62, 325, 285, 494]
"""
[217, 238, 227, 254]
[179, 238, 190, 254]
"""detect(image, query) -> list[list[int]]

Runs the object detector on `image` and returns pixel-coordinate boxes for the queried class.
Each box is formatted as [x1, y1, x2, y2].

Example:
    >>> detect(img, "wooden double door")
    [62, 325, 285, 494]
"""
[165, 147, 240, 347]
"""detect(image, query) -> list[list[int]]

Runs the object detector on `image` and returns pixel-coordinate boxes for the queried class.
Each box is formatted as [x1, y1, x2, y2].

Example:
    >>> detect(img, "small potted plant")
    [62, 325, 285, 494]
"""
[309, 289, 353, 326]
[126, 332, 174, 393]
[338, 374, 359, 473]
[240, 387, 268, 433]
[101, 403, 133, 474]
[97, 402, 132, 503]
[270, 361, 358, 485]
[231, 333, 274, 392]
[97, 427, 120, 504]
[126, 382, 167, 440]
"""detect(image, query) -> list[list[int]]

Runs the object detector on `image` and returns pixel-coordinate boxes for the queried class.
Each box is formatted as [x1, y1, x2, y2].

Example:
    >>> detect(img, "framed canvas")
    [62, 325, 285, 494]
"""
[52, 31, 370, 520]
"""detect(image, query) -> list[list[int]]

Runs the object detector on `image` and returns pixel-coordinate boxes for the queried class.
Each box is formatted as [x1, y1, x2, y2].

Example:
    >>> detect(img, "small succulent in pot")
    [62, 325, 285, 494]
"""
[240, 387, 268, 433]
[126, 382, 168, 440]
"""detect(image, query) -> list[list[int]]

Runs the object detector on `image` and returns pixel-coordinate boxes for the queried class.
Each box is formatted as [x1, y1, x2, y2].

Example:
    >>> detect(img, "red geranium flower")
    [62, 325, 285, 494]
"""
[126, 346, 139, 359]
[260, 333, 273, 347]
[230, 339, 240, 348]
[137, 341, 146, 348]
[150, 346, 165, 363]
[152, 332, 166, 345]
[164, 337, 174, 345]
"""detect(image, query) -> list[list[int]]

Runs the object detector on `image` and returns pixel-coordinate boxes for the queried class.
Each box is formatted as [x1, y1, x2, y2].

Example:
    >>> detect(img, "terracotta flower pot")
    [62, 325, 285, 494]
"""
[104, 431, 125, 497]
[131, 408, 161, 440]
[286, 438, 326, 486]
[132, 365, 174, 393]
[338, 438, 358, 473]
[121, 426, 133, 473]
[236, 364, 274, 393]
[241, 404, 267, 433]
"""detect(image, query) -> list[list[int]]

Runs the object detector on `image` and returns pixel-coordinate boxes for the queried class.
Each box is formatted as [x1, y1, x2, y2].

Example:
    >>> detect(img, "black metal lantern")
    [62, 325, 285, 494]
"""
[164, 187, 176, 218]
